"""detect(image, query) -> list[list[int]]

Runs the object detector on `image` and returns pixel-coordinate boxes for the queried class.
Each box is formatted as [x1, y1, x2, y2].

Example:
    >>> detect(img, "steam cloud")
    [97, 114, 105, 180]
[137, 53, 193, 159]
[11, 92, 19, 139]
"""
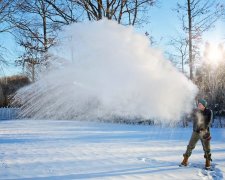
[15, 20, 198, 123]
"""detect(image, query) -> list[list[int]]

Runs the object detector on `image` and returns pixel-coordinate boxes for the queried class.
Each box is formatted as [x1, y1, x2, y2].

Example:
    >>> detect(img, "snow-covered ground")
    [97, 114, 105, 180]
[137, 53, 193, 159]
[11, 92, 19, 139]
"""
[0, 119, 224, 180]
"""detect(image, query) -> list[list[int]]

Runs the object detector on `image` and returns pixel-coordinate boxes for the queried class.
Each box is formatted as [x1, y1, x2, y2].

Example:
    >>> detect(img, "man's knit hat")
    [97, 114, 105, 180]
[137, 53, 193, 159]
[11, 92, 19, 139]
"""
[198, 98, 207, 107]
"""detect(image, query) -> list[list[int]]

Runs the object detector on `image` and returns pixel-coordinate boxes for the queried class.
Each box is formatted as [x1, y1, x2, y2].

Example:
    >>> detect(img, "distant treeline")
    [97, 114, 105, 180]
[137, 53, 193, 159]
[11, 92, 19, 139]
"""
[0, 75, 30, 107]
[195, 60, 225, 118]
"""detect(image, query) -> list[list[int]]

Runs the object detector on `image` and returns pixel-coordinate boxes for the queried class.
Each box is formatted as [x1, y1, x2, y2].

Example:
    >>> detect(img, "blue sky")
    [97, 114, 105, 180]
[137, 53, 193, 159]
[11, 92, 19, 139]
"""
[146, 1, 225, 47]
[145, 1, 181, 43]
[0, 32, 22, 77]
[0, 0, 224, 77]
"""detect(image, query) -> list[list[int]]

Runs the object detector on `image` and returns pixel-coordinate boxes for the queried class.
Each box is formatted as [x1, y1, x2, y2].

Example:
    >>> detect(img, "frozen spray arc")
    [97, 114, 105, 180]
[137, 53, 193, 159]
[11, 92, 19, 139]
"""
[15, 20, 198, 123]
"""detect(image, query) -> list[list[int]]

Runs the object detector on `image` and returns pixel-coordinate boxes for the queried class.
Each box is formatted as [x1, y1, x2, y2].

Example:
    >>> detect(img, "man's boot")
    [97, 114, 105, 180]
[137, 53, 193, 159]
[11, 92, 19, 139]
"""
[205, 159, 211, 170]
[181, 155, 189, 166]
[204, 153, 212, 170]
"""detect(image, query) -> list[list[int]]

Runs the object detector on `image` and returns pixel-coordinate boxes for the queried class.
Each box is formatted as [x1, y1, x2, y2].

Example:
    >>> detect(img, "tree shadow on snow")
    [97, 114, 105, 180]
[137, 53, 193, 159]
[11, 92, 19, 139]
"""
[9, 159, 224, 180]
[11, 165, 180, 180]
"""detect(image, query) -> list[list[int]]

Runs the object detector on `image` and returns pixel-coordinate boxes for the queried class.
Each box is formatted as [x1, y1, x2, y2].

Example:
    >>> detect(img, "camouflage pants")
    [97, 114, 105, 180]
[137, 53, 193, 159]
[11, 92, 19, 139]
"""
[184, 131, 211, 161]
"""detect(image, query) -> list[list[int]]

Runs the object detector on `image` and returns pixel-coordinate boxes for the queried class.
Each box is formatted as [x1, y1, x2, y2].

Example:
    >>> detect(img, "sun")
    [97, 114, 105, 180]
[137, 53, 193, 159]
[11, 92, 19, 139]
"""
[202, 42, 224, 66]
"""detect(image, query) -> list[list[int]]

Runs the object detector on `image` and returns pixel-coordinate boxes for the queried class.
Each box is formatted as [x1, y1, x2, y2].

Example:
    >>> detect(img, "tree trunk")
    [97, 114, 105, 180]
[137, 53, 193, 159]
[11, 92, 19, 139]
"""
[182, 56, 184, 73]
[0, 84, 4, 107]
[42, 1, 48, 52]
[97, 0, 103, 20]
[187, 0, 193, 80]
[132, 0, 138, 25]
[118, 0, 126, 24]
[32, 61, 35, 82]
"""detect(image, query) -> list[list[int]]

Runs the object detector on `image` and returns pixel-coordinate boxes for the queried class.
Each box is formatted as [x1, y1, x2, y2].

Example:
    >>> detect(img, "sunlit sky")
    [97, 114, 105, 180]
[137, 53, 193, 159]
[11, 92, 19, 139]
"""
[0, 0, 224, 77]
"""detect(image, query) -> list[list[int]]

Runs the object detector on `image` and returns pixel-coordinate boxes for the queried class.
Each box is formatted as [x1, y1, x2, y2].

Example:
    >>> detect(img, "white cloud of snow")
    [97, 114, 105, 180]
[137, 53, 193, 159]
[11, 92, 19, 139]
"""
[15, 20, 198, 123]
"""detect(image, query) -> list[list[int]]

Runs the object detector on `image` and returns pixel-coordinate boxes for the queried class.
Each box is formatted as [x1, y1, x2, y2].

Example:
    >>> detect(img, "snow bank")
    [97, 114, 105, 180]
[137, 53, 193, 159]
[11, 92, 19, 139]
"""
[14, 20, 198, 123]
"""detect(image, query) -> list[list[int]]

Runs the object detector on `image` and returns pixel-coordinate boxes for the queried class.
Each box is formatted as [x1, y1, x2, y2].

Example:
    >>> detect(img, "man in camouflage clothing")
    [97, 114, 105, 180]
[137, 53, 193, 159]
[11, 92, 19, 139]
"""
[181, 98, 213, 169]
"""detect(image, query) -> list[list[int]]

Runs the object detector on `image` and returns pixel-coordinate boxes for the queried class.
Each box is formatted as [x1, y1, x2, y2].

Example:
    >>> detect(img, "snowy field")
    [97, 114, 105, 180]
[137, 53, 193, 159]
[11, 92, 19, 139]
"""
[0, 119, 225, 180]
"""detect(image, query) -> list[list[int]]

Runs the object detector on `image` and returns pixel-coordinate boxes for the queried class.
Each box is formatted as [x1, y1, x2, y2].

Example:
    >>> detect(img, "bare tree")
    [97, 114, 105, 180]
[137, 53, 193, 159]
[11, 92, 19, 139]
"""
[45, 0, 156, 26]
[195, 43, 225, 126]
[9, 0, 61, 81]
[176, 0, 224, 80]
[0, 0, 15, 33]
[0, 0, 16, 68]
[167, 36, 188, 74]
[41, 0, 81, 25]
[2, 0, 157, 81]
[15, 35, 42, 82]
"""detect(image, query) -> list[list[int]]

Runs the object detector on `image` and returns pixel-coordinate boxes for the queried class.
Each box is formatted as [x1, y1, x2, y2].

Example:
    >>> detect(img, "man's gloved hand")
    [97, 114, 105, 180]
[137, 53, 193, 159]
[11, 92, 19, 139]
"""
[203, 132, 211, 141]
[196, 128, 205, 133]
